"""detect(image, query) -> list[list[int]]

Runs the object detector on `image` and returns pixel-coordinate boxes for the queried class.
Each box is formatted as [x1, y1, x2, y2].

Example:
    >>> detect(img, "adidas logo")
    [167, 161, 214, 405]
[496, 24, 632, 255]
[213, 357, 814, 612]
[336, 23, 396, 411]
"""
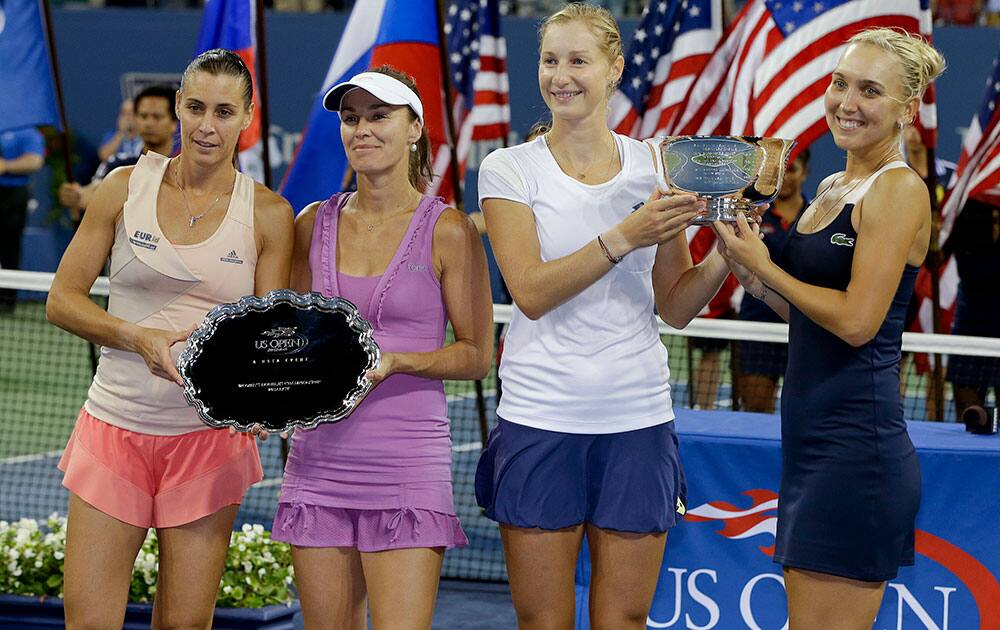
[220, 249, 244, 264]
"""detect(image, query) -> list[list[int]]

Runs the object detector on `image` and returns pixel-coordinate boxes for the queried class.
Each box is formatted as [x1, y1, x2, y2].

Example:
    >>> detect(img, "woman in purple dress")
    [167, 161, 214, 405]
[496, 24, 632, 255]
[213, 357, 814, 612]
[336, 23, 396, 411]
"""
[271, 66, 492, 630]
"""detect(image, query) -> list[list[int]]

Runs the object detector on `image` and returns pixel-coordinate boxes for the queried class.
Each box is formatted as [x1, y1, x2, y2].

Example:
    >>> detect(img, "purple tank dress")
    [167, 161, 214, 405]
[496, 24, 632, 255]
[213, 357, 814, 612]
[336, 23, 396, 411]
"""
[272, 193, 468, 551]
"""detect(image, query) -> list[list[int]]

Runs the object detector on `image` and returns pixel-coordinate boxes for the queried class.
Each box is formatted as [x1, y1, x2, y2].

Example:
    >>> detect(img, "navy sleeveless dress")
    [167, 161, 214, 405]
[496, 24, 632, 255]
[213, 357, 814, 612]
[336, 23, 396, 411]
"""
[774, 164, 921, 582]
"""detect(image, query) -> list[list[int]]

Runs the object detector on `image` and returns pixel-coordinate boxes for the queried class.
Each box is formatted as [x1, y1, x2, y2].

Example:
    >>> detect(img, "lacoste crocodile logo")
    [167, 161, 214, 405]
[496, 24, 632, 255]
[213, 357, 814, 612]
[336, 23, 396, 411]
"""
[830, 233, 855, 247]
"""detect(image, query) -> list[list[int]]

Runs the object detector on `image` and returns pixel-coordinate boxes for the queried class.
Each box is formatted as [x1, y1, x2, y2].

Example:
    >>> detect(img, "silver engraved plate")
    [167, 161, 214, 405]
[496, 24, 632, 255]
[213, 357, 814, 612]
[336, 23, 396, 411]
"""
[646, 135, 796, 223]
[177, 289, 380, 432]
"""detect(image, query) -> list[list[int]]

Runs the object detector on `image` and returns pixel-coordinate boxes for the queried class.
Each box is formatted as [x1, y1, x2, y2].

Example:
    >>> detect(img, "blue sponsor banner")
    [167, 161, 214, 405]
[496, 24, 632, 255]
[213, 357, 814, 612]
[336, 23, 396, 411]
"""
[576, 410, 1000, 629]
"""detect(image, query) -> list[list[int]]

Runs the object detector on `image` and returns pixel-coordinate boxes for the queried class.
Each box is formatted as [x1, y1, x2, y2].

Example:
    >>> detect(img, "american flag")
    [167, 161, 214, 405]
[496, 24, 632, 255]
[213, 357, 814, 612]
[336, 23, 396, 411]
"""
[440, 0, 511, 205]
[608, 0, 722, 137]
[663, 0, 934, 319]
[912, 46, 1000, 337]
[941, 47, 1000, 240]
[670, 0, 935, 149]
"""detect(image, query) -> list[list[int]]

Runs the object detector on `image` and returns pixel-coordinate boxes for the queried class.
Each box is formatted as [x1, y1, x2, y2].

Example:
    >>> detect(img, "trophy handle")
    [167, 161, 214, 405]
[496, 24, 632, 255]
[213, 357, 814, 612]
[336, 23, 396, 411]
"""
[755, 138, 796, 198]
[645, 138, 670, 193]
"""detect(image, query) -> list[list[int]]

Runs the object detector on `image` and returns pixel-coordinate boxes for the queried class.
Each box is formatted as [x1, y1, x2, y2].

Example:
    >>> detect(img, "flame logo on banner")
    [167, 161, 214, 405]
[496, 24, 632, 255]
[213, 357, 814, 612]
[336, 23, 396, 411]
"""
[685, 489, 779, 556]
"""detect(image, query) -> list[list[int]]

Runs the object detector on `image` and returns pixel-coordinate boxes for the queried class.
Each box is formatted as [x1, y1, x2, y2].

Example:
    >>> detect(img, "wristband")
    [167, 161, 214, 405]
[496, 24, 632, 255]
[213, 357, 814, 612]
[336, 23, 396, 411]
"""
[597, 234, 623, 265]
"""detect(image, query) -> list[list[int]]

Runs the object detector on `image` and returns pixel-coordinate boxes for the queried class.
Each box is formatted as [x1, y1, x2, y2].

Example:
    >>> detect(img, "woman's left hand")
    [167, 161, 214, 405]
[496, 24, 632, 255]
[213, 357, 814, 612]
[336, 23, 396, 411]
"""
[365, 352, 397, 388]
[713, 213, 771, 273]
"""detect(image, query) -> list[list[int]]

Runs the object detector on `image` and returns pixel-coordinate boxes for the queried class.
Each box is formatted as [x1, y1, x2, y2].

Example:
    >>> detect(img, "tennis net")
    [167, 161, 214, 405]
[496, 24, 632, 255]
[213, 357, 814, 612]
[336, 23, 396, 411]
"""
[2, 269, 998, 582]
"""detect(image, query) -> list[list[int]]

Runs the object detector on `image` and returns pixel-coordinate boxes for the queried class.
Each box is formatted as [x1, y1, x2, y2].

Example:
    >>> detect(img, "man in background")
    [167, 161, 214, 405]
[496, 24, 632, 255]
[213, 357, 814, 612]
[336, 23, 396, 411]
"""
[58, 85, 177, 216]
[0, 126, 46, 312]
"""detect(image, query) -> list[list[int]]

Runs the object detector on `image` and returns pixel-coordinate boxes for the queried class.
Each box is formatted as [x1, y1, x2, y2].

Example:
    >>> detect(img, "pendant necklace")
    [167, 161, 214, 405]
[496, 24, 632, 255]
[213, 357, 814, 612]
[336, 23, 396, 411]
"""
[365, 210, 414, 232]
[172, 162, 227, 228]
[350, 194, 419, 232]
[807, 150, 899, 232]
[546, 133, 618, 181]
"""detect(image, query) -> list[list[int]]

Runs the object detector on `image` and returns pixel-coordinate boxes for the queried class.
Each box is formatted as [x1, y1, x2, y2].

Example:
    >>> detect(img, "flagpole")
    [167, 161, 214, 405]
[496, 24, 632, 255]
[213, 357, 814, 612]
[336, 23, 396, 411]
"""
[40, 0, 99, 375]
[39, 0, 73, 189]
[434, 0, 490, 448]
[925, 146, 945, 420]
[254, 0, 273, 189]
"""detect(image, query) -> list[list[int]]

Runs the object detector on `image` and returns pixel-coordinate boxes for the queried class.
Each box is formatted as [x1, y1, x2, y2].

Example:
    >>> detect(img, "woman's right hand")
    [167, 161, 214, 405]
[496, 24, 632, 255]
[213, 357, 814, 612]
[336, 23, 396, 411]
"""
[129, 325, 196, 386]
[605, 188, 706, 254]
[713, 220, 758, 285]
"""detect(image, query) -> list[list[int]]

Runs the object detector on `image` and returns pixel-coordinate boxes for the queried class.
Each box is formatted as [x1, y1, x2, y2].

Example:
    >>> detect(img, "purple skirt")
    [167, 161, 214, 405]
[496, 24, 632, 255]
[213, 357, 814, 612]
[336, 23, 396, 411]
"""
[272, 503, 468, 552]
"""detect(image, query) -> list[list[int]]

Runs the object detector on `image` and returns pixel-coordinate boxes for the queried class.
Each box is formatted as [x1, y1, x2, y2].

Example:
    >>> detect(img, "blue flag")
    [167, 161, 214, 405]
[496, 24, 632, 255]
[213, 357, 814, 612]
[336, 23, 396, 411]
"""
[0, 0, 60, 131]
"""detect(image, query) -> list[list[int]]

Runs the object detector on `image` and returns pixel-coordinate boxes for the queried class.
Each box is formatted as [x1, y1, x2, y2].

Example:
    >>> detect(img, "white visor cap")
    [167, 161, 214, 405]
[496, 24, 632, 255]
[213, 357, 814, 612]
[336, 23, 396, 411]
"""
[322, 72, 424, 125]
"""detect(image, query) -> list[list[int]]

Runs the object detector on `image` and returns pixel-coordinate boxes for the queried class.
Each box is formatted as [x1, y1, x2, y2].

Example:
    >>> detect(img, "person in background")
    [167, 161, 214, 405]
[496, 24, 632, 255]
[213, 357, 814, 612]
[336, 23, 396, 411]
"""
[716, 28, 945, 629]
[899, 124, 953, 419]
[687, 253, 738, 409]
[97, 99, 143, 163]
[932, 0, 982, 25]
[273, 65, 492, 630]
[944, 197, 1000, 421]
[0, 126, 46, 312]
[59, 85, 178, 216]
[46, 49, 293, 628]
[735, 149, 810, 413]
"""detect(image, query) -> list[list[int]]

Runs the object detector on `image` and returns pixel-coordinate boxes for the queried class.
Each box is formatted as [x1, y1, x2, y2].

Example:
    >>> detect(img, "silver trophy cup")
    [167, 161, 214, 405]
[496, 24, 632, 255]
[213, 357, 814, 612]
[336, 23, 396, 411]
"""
[645, 136, 797, 224]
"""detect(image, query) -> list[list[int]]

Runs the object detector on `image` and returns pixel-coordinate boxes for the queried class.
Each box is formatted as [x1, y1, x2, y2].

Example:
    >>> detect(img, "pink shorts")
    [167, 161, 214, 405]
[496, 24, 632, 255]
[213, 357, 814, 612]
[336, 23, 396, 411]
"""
[58, 408, 263, 528]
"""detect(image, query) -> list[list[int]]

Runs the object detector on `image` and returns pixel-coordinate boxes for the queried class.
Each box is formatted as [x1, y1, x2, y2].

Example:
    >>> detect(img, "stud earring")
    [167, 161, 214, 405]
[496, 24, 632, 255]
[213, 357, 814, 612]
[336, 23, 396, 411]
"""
[410, 143, 418, 153]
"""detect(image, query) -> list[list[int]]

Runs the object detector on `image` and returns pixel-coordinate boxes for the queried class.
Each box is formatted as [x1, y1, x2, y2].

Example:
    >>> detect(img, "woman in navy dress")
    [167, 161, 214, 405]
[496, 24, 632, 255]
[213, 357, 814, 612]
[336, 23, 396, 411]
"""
[715, 28, 945, 629]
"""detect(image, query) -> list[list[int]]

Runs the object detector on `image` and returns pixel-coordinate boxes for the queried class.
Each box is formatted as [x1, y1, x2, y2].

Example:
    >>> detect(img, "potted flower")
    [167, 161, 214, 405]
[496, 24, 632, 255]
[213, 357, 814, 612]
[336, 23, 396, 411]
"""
[0, 515, 300, 629]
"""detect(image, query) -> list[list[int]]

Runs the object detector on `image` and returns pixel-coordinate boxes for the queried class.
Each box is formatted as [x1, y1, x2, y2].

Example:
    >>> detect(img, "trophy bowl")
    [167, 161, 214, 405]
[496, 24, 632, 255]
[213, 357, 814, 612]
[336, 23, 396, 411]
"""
[178, 289, 380, 433]
[645, 135, 796, 224]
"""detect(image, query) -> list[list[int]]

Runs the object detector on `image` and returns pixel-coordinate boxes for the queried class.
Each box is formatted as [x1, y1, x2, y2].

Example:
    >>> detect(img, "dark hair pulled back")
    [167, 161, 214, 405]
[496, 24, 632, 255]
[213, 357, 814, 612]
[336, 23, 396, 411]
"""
[181, 48, 254, 110]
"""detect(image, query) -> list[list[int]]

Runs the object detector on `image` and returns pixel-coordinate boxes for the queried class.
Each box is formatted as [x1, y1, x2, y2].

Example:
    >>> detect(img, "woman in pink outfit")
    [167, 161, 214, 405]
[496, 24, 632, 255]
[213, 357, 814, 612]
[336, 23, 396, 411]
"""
[272, 65, 492, 630]
[47, 49, 293, 628]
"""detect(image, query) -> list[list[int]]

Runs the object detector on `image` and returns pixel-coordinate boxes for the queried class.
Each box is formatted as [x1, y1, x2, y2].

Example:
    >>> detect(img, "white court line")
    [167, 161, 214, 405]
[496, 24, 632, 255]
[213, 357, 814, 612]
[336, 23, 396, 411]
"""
[0, 449, 63, 465]
[1, 390, 494, 467]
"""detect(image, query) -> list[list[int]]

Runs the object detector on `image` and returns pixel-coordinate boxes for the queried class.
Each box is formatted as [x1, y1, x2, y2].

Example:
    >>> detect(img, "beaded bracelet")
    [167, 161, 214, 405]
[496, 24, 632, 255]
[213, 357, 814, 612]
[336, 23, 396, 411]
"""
[597, 235, 624, 265]
[749, 272, 768, 301]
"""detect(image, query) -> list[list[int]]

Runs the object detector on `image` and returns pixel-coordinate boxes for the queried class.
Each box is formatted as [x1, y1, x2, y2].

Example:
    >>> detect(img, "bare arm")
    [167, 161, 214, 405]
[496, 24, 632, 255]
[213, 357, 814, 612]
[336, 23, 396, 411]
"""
[483, 191, 704, 320]
[370, 209, 493, 383]
[58, 180, 99, 212]
[715, 222, 790, 322]
[98, 133, 125, 163]
[45, 168, 191, 384]
[717, 169, 929, 346]
[251, 183, 294, 295]
[289, 202, 320, 293]
[650, 232, 733, 329]
[0, 153, 44, 175]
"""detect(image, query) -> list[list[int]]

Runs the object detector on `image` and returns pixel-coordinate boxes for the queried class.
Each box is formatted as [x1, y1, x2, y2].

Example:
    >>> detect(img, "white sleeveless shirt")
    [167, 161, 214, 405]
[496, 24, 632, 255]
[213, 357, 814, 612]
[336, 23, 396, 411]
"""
[478, 133, 673, 434]
[85, 152, 257, 435]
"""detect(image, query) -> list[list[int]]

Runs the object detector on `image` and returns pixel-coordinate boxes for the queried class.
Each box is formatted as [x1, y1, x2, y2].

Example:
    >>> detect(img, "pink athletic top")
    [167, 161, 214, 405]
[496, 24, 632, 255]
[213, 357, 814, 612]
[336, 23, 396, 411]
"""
[281, 193, 456, 514]
[85, 152, 257, 435]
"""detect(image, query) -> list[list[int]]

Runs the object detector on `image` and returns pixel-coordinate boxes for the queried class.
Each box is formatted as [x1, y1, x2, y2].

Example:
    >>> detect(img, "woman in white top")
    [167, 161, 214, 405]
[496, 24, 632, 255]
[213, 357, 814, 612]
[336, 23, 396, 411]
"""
[473, 5, 737, 628]
[47, 50, 293, 628]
